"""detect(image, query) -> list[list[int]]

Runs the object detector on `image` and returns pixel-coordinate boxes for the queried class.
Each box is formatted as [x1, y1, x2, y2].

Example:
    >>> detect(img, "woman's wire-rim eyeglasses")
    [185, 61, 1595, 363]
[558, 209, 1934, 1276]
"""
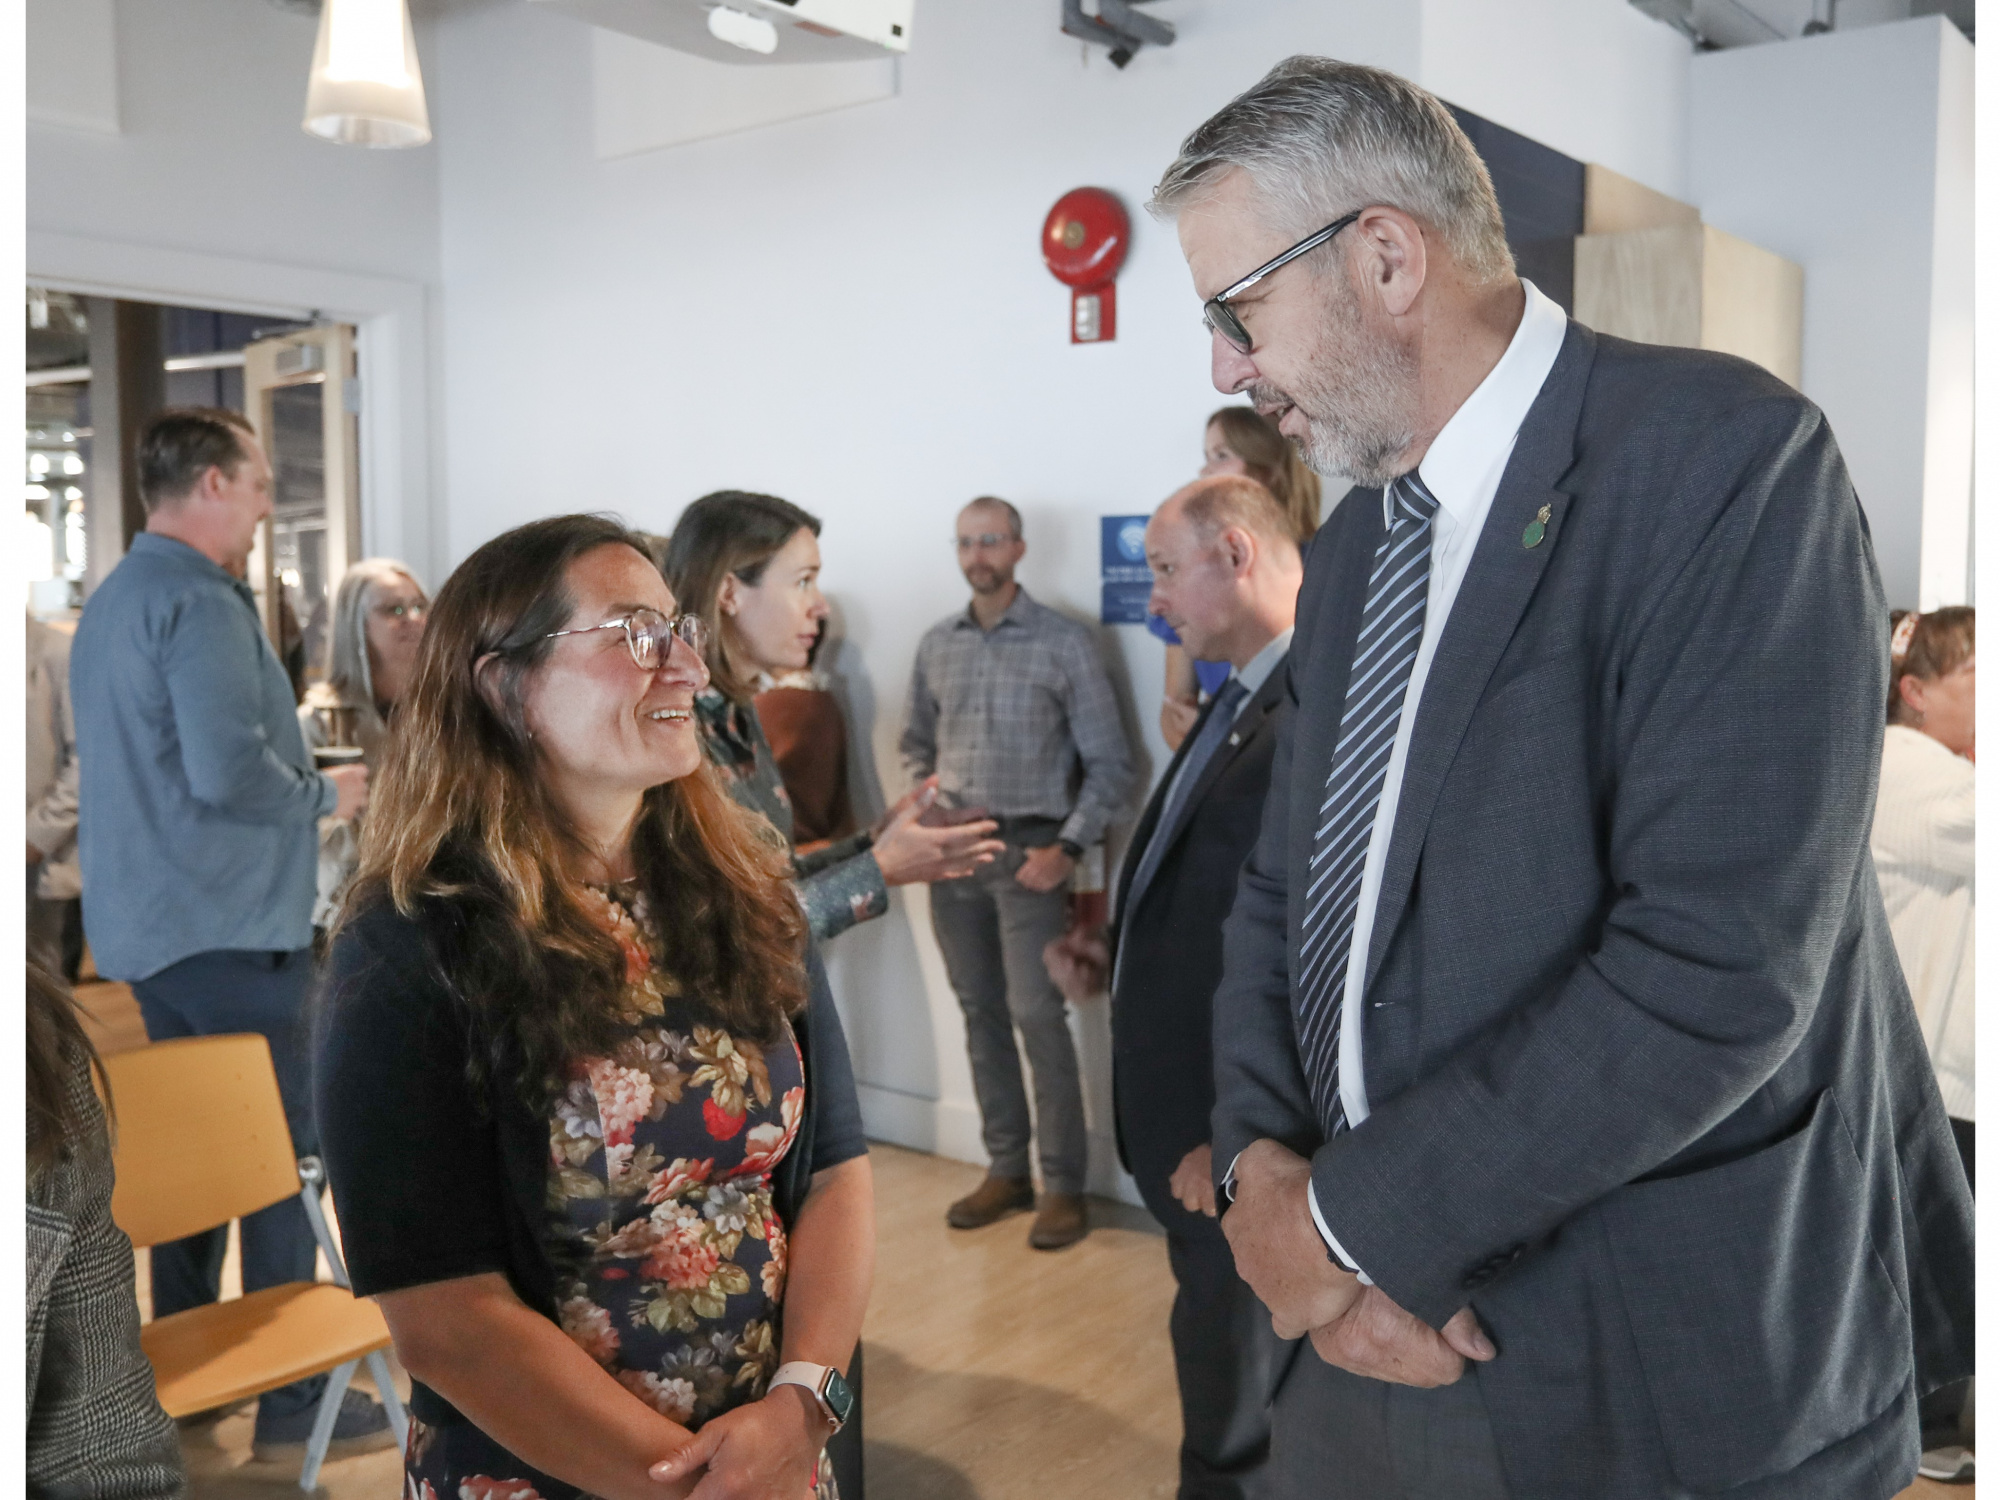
[1201, 209, 1363, 354]
[542, 607, 709, 672]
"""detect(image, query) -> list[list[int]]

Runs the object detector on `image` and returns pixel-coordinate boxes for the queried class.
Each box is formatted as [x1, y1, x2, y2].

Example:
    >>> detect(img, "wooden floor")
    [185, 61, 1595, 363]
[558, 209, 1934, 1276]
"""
[81, 979, 1964, 1499]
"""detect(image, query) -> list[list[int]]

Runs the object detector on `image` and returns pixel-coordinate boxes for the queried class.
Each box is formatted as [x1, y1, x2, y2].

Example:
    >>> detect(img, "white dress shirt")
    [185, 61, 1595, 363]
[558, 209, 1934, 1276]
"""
[1870, 724, 1975, 1120]
[1307, 281, 1569, 1276]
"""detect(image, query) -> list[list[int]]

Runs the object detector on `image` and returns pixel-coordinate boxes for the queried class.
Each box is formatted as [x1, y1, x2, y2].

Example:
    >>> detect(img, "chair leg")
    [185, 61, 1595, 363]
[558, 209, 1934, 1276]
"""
[298, 1358, 357, 1493]
[366, 1349, 411, 1449]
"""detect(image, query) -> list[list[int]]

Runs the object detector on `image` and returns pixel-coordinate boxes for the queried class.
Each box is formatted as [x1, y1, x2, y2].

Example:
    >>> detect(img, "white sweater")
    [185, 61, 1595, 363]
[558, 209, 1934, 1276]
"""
[1870, 724, 1975, 1120]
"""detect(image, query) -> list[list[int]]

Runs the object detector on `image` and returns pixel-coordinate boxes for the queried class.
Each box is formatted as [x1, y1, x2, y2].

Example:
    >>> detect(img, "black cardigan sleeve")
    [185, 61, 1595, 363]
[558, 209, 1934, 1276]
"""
[313, 904, 517, 1299]
[801, 945, 868, 1176]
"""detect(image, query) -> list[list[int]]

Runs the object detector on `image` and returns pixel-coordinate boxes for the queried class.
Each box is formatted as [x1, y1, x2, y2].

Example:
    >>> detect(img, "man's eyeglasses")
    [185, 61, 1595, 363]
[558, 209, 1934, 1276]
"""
[956, 533, 1018, 552]
[1201, 209, 1363, 355]
[543, 607, 709, 672]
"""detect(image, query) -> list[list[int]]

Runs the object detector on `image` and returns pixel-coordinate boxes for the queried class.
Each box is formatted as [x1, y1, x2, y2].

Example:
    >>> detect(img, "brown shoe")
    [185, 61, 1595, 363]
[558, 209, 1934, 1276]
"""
[1028, 1192, 1088, 1250]
[946, 1174, 1036, 1229]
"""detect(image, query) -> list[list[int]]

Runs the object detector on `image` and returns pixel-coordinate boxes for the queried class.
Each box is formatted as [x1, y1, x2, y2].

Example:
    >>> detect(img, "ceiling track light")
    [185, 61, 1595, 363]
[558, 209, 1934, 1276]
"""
[303, 0, 432, 149]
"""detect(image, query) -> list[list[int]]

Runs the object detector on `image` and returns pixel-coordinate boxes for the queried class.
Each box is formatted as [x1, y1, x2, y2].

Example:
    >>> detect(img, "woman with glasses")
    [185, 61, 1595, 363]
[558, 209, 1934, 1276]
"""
[663, 491, 1002, 944]
[298, 558, 429, 933]
[315, 514, 872, 1500]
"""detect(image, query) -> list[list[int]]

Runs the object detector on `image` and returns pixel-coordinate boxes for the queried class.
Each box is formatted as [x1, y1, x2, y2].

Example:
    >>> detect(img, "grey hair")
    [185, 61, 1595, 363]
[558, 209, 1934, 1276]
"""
[327, 557, 426, 719]
[1150, 57, 1513, 285]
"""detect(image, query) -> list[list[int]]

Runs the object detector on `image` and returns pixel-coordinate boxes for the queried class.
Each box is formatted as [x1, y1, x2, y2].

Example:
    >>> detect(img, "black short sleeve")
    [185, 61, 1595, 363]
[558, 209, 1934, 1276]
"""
[802, 948, 868, 1176]
[313, 905, 515, 1297]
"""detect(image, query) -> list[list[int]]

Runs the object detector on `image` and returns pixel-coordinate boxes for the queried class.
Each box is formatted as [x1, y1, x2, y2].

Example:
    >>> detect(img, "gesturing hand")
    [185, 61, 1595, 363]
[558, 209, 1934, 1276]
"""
[648, 1384, 829, 1499]
[871, 778, 1003, 886]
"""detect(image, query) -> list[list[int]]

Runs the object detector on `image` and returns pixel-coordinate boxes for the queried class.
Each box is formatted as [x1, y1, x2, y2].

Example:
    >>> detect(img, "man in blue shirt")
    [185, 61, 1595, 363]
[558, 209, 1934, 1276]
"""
[71, 408, 389, 1460]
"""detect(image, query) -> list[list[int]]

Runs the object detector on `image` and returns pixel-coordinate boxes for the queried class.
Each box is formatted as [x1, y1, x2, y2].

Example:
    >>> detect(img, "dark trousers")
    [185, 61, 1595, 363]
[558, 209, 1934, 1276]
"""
[132, 947, 324, 1415]
[1135, 1157, 1295, 1499]
[1268, 1347, 1511, 1499]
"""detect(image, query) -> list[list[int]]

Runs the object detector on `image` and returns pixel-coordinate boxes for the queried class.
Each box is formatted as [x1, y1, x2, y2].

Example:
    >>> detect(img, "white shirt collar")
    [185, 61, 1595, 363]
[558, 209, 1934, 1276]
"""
[1232, 626, 1294, 700]
[1384, 279, 1569, 530]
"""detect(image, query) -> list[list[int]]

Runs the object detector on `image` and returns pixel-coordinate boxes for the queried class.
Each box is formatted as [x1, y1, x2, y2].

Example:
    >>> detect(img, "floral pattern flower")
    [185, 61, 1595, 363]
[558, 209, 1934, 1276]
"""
[617, 1370, 697, 1425]
[559, 1296, 620, 1368]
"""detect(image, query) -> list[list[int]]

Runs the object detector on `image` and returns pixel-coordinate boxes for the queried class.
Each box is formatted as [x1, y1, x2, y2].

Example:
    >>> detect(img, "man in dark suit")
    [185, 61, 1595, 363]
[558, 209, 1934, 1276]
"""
[1054, 471, 1304, 1498]
[1147, 57, 1975, 1497]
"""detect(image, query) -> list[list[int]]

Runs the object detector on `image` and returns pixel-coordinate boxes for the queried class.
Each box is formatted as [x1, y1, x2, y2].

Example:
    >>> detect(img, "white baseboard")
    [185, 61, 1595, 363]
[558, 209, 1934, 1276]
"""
[855, 1083, 1146, 1208]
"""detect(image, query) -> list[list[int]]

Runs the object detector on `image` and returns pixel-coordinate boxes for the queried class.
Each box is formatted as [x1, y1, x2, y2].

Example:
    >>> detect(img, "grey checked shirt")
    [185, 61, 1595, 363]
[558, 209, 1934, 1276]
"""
[901, 586, 1134, 849]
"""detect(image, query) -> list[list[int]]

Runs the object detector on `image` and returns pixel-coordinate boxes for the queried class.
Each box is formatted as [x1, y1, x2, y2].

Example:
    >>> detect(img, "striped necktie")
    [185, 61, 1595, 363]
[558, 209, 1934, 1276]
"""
[1294, 471, 1441, 1138]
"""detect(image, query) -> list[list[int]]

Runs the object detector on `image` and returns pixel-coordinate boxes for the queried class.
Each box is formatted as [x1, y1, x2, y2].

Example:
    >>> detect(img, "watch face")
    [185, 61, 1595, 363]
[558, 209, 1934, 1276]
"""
[822, 1367, 856, 1426]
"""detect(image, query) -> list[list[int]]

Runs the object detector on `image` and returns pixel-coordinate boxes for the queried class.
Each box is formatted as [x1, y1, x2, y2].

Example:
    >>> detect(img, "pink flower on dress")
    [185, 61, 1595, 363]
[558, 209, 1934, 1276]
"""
[643, 1224, 722, 1290]
[643, 1156, 714, 1205]
[586, 1059, 654, 1148]
[736, 1088, 805, 1178]
[618, 1370, 698, 1425]
[761, 1216, 788, 1301]
[558, 1295, 620, 1367]
[458, 1480, 544, 1500]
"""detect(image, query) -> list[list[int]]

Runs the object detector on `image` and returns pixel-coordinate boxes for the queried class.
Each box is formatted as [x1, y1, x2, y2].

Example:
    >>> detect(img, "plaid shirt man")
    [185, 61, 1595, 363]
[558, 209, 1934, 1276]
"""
[900, 586, 1134, 849]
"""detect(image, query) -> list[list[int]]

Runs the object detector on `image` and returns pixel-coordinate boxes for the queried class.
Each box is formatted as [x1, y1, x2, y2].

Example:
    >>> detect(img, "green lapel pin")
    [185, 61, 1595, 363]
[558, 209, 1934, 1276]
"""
[1523, 503, 1552, 549]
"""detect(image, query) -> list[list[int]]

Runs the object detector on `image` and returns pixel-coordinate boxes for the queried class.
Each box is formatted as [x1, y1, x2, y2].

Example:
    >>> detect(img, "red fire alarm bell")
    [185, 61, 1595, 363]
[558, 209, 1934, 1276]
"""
[1043, 187, 1129, 344]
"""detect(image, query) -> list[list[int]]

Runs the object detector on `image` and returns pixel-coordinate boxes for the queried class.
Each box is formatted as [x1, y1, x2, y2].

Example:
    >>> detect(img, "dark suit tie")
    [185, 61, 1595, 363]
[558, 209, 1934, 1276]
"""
[1295, 473, 1440, 1137]
[1124, 676, 1249, 926]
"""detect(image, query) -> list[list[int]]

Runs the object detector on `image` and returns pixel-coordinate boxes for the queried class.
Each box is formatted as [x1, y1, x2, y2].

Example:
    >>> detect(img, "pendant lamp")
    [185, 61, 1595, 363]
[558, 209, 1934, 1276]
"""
[302, 0, 431, 149]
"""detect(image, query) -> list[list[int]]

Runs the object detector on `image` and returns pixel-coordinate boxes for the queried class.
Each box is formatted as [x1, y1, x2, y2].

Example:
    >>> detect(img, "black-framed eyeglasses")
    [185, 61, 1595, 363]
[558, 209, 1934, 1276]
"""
[1201, 209, 1363, 354]
[543, 607, 709, 671]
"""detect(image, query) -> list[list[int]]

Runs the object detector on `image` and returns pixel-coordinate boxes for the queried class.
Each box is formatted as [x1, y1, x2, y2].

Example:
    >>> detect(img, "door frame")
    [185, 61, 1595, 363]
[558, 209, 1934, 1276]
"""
[25, 230, 436, 590]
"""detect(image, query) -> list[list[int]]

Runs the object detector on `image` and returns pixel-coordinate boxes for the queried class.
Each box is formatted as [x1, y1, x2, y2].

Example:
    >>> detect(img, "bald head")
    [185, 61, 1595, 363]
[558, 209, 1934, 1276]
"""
[1159, 474, 1298, 555]
[1147, 474, 1302, 669]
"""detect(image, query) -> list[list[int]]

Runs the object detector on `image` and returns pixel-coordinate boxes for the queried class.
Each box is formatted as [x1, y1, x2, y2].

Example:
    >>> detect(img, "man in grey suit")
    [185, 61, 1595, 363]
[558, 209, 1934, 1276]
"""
[1152, 58, 1975, 1497]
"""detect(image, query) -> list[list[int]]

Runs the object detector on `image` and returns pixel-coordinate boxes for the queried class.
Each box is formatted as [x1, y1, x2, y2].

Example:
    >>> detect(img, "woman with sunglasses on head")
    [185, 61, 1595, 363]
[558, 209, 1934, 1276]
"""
[663, 491, 1003, 943]
[1153, 407, 1322, 748]
[314, 514, 873, 1500]
[298, 558, 429, 936]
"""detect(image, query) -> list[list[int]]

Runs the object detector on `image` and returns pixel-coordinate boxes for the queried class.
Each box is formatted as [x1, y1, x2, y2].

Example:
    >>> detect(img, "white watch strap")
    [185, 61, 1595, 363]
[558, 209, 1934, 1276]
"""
[770, 1362, 836, 1422]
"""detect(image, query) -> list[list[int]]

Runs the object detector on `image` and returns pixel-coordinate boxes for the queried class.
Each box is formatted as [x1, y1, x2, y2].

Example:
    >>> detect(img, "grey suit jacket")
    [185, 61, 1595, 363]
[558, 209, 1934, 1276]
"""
[1211, 322, 1975, 1498]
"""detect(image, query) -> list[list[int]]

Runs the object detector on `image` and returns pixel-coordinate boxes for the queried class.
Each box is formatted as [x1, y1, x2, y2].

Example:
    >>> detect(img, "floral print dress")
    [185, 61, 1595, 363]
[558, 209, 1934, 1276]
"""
[401, 884, 833, 1500]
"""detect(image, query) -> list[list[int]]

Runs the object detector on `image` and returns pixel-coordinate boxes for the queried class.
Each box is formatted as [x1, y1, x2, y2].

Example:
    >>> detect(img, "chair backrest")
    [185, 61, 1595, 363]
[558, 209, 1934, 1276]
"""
[101, 1034, 302, 1250]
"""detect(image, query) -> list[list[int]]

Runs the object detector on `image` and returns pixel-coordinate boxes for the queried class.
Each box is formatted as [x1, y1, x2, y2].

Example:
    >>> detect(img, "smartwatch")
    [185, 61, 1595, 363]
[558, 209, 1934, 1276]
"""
[769, 1361, 855, 1433]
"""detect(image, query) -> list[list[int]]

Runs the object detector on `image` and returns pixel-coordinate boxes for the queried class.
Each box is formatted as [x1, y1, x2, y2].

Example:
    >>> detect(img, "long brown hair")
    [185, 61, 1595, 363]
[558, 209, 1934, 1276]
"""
[661, 491, 822, 704]
[1208, 406, 1323, 544]
[27, 962, 109, 1187]
[341, 514, 808, 1106]
[1888, 606, 1975, 725]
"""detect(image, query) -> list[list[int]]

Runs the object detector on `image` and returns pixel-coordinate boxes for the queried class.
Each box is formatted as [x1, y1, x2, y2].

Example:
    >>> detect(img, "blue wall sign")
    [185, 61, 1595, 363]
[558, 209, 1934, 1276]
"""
[1100, 514, 1152, 625]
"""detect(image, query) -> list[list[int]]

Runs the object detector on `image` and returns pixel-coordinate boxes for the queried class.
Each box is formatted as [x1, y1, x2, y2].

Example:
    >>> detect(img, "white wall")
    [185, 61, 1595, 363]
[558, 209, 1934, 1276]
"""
[427, 0, 1692, 1197]
[25, 0, 445, 579]
[1689, 17, 1975, 611]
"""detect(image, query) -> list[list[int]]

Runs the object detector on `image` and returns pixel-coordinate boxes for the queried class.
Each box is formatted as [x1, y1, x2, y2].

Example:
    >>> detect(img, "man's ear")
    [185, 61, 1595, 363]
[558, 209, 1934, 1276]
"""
[1220, 525, 1258, 579]
[1351, 205, 1428, 319]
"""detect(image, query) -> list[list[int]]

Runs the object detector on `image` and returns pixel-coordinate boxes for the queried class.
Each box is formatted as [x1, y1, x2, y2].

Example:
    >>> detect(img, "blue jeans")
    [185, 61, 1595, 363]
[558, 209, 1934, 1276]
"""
[132, 947, 325, 1416]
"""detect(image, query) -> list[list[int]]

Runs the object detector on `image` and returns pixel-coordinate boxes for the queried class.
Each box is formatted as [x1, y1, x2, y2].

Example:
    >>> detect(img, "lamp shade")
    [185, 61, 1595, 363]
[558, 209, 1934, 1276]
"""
[303, 0, 431, 149]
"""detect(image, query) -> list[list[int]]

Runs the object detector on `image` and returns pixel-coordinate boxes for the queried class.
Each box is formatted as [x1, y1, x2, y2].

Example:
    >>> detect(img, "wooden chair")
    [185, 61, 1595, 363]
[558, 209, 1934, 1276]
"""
[102, 1033, 409, 1491]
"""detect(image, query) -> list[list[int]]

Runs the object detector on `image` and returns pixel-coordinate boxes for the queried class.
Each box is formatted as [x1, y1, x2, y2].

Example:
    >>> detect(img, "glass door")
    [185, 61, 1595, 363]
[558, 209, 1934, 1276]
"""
[241, 324, 360, 693]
